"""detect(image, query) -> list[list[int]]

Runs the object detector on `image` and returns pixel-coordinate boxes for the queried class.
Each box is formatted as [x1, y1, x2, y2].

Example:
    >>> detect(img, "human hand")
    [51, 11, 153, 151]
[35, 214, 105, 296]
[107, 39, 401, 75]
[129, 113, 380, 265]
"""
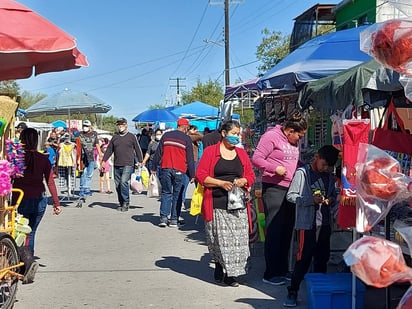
[275, 165, 287, 176]
[53, 205, 62, 215]
[313, 190, 324, 205]
[190, 178, 195, 183]
[221, 180, 234, 191]
[234, 178, 247, 187]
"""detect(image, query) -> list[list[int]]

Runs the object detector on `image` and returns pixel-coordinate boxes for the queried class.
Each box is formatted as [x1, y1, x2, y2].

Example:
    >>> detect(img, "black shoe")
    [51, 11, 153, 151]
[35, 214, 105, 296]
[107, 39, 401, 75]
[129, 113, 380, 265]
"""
[121, 205, 129, 212]
[214, 263, 224, 283]
[116, 204, 123, 211]
[223, 276, 239, 287]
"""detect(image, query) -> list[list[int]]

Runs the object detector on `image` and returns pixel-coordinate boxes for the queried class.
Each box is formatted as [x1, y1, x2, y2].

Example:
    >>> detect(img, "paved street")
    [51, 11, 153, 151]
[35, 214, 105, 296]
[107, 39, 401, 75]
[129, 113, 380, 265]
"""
[13, 175, 308, 309]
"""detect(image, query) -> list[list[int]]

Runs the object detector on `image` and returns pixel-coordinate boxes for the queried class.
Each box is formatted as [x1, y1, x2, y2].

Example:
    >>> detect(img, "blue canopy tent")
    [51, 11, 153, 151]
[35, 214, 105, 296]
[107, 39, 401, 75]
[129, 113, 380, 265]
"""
[257, 25, 372, 91]
[51, 120, 67, 129]
[171, 101, 220, 131]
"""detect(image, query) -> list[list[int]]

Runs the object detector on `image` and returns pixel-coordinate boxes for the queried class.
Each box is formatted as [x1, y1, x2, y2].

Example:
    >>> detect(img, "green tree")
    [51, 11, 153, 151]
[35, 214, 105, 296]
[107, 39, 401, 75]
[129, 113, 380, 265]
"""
[19, 90, 46, 110]
[256, 29, 290, 74]
[181, 79, 223, 107]
[0, 80, 20, 99]
[148, 104, 166, 110]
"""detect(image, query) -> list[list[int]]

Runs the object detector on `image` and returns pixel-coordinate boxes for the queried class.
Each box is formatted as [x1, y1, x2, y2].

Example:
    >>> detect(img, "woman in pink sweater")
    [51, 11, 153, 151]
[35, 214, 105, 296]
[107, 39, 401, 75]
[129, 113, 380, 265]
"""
[252, 112, 307, 286]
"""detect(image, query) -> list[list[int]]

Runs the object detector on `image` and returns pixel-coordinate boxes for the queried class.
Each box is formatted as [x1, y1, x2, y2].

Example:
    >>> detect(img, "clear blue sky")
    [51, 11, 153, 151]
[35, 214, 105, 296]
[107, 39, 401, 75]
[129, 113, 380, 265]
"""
[17, 0, 339, 124]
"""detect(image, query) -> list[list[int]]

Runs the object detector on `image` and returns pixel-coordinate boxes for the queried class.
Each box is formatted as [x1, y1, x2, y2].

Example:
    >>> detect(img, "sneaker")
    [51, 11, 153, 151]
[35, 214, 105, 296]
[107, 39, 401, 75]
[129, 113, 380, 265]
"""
[22, 261, 39, 284]
[116, 204, 123, 211]
[84, 190, 93, 196]
[224, 276, 239, 287]
[283, 290, 298, 307]
[262, 276, 286, 286]
[158, 222, 167, 228]
[121, 206, 129, 212]
[168, 220, 178, 228]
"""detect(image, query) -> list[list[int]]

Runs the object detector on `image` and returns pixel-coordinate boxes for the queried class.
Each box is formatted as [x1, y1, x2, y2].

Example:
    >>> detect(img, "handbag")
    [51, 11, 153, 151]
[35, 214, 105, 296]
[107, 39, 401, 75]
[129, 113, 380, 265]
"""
[227, 186, 247, 211]
[147, 173, 161, 198]
[371, 100, 412, 176]
[190, 183, 204, 216]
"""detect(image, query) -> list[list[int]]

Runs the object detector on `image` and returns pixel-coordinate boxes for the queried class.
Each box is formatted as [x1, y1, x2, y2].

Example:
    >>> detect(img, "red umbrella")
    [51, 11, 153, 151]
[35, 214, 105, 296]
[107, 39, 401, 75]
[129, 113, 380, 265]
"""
[0, 0, 88, 80]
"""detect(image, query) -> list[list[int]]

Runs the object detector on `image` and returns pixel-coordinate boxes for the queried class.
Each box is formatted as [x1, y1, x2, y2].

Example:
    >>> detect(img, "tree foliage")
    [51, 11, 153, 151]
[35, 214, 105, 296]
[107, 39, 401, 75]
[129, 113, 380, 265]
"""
[181, 79, 223, 107]
[256, 28, 290, 74]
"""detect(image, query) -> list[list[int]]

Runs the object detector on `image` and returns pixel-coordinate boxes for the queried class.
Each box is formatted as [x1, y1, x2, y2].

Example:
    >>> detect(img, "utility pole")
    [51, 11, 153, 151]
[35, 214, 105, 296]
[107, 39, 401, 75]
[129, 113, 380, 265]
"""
[224, 0, 230, 87]
[209, 0, 243, 87]
[169, 77, 186, 106]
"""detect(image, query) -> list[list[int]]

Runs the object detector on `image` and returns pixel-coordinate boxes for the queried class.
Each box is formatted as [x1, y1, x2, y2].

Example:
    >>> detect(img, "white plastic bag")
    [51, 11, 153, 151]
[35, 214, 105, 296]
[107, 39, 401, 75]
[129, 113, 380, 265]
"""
[147, 173, 161, 198]
[130, 172, 143, 194]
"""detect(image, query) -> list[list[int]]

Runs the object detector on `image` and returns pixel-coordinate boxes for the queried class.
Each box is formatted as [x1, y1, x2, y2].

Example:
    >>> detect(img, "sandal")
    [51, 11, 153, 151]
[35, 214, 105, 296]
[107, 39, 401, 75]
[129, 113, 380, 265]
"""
[106, 190, 113, 194]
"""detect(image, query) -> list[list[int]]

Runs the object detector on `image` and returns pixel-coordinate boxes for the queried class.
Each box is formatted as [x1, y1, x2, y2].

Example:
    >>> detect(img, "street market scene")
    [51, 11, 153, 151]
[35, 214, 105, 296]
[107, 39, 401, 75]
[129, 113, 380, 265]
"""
[0, 0, 412, 308]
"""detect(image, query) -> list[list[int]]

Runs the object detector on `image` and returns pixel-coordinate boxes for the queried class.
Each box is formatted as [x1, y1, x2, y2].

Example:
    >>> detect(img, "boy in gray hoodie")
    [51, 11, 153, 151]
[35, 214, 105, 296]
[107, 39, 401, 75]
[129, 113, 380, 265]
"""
[283, 145, 340, 307]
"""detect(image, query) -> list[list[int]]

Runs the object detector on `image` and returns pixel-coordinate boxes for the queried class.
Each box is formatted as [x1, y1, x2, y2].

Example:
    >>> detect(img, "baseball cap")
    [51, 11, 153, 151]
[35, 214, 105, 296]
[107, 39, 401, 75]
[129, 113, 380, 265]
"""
[177, 118, 190, 126]
[15, 122, 28, 130]
[116, 118, 127, 125]
[83, 120, 91, 127]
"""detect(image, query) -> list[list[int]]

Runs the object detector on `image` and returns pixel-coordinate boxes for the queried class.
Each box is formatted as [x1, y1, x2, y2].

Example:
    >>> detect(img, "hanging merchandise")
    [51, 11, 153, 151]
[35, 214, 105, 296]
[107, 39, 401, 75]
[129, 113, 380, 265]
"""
[371, 100, 412, 176]
[360, 19, 412, 76]
[337, 119, 370, 229]
[0, 160, 12, 196]
[355, 143, 412, 233]
[5, 139, 24, 178]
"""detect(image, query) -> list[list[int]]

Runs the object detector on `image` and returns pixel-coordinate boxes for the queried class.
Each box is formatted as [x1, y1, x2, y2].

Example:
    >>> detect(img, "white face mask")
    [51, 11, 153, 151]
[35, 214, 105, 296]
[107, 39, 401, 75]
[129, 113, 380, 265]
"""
[118, 125, 127, 133]
[155, 135, 162, 141]
[83, 126, 90, 132]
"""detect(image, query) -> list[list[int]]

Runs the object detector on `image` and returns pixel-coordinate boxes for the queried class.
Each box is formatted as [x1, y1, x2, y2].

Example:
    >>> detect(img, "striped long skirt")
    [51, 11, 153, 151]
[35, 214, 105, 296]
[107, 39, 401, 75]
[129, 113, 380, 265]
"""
[205, 208, 250, 277]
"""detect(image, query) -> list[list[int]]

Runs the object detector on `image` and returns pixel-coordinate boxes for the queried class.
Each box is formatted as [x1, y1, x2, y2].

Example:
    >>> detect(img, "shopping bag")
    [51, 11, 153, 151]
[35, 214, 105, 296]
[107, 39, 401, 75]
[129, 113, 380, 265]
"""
[190, 183, 204, 216]
[147, 173, 161, 198]
[371, 100, 412, 176]
[130, 173, 143, 193]
[141, 166, 150, 189]
[337, 119, 370, 229]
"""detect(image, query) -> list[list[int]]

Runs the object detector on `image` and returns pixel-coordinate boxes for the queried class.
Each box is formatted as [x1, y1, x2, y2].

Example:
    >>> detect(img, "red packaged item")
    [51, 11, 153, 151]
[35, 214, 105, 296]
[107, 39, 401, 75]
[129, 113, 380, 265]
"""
[360, 19, 412, 75]
[355, 143, 412, 232]
[343, 236, 412, 288]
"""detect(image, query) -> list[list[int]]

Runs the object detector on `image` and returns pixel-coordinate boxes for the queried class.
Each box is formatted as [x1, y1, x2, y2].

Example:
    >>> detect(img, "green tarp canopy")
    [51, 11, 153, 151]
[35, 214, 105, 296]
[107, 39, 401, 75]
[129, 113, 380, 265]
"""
[298, 59, 404, 114]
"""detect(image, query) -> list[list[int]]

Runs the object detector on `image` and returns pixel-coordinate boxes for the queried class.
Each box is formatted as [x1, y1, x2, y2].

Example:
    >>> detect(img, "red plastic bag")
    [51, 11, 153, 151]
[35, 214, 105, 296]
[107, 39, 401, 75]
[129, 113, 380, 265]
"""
[360, 19, 412, 75]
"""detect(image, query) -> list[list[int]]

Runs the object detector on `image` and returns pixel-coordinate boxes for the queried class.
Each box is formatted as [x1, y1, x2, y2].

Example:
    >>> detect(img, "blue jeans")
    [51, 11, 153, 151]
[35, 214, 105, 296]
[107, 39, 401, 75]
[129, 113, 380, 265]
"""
[18, 196, 48, 254]
[159, 168, 185, 222]
[176, 173, 190, 218]
[80, 160, 96, 193]
[114, 165, 134, 205]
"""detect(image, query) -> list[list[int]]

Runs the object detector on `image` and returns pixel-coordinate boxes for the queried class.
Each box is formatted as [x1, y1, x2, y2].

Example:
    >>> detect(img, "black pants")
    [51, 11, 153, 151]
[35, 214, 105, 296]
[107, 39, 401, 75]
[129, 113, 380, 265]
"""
[262, 183, 295, 279]
[289, 225, 331, 292]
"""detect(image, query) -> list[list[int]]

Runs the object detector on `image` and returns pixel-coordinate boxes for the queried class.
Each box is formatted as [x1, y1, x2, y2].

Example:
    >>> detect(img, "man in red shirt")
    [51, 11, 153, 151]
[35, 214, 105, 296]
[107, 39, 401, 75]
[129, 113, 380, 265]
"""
[152, 118, 195, 227]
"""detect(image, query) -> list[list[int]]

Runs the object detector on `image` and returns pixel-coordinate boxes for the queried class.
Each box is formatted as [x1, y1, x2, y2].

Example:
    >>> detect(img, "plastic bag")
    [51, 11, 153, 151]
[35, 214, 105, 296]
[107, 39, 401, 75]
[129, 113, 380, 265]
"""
[147, 173, 161, 198]
[360, 19, 412, 75]
[190, 183, 203, 216]
[130, 172, 143, 193]
[141, 166, 150, 189]
[227, 186, 247, 210]
[343, 236, 412, 288]
[355, 143, 412, 232]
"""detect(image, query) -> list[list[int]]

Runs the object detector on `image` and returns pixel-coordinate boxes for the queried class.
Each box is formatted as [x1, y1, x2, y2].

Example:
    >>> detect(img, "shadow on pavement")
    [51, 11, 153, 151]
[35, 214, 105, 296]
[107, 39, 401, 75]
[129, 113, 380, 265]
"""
[234, 298, 276, 308]
[155, 253, 215, 284]
[132, 213, 160, 226]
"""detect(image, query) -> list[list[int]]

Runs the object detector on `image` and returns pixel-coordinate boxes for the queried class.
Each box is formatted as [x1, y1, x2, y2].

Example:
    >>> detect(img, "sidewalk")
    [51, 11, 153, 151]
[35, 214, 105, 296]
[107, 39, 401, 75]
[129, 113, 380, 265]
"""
[14, 174, 308, 309]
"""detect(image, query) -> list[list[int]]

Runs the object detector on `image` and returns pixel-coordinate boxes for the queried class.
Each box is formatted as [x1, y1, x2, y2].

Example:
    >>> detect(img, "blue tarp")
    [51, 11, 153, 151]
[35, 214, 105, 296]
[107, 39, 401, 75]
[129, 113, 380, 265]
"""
[258, 25, 372, 91]
[171, 101, 219, 119]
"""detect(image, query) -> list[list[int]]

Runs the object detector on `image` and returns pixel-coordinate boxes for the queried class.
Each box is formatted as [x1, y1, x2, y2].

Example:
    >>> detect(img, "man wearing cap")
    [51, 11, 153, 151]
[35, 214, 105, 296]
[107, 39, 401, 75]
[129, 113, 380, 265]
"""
[101, 118, 143, 212]
[15, 122, 28, 139]
[77, 120, 101, 197]
[152, 118, 195, 227]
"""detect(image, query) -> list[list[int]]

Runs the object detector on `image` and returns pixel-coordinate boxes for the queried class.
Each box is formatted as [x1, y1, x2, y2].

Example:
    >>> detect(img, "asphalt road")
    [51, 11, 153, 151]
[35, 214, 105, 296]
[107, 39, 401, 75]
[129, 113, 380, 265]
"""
[13, 175, 304, 309]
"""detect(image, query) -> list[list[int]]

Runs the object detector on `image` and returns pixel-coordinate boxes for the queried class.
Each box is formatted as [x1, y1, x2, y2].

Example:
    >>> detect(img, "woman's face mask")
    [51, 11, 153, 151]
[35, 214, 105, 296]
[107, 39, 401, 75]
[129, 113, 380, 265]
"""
[226, 135, 240, 145]
[83, 126, 90, 133]
[155, 134, 162, 141]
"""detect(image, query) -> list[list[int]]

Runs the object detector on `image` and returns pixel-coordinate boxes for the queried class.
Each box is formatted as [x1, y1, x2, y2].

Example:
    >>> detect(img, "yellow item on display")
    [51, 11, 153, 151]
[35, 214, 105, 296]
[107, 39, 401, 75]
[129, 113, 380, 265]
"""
[14, 214, 31, 247]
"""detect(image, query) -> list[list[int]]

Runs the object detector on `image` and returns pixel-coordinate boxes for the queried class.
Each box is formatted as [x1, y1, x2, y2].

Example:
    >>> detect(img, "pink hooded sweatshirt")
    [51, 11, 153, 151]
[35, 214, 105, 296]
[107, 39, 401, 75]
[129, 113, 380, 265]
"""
[251, 125, 300, 188]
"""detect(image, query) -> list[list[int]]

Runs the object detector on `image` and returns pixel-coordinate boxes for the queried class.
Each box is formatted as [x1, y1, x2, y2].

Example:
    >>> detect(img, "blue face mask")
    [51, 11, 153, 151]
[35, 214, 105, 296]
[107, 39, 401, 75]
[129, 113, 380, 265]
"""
[226, 135, 240, 145]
